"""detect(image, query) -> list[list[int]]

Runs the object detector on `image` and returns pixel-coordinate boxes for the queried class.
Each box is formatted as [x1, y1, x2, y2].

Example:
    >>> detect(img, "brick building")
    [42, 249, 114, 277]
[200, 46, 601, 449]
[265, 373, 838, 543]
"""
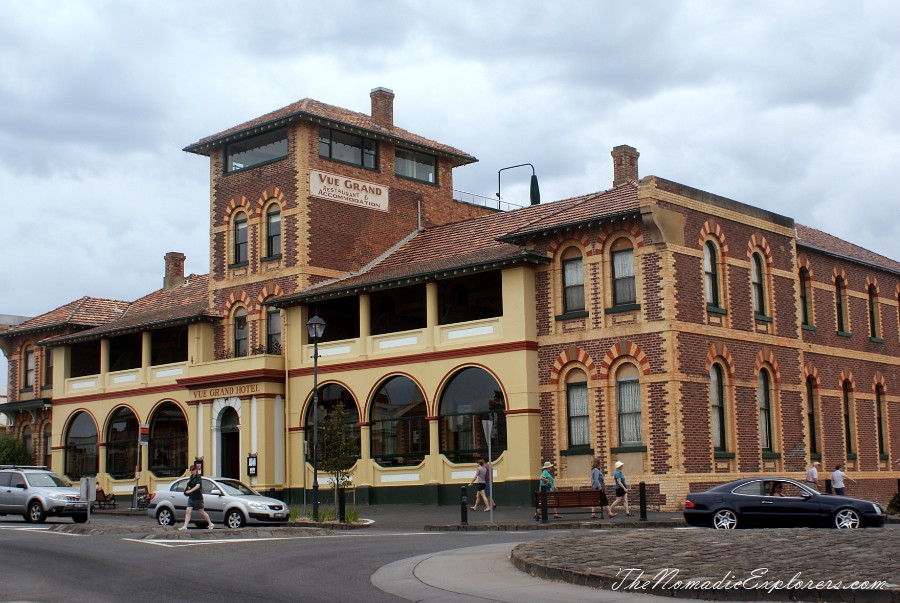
[2, 89, 898, 508]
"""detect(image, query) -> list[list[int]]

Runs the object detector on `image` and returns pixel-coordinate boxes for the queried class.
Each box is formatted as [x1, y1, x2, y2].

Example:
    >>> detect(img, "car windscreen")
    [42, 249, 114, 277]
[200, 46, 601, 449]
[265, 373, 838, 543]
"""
[25, 472, 71, 488]
[215, 480, 259, 496]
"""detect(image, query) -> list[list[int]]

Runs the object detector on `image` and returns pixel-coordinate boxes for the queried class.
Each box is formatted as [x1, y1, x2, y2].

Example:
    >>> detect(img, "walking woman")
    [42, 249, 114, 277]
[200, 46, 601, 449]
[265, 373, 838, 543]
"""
[589, 457, 613, 518]
[608, 460, 632, 517]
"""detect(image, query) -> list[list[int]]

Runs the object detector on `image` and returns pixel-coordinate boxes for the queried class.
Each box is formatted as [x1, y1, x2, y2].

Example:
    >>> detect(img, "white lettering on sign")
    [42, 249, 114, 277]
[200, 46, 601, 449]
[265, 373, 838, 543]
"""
[309, 170, 389, 212]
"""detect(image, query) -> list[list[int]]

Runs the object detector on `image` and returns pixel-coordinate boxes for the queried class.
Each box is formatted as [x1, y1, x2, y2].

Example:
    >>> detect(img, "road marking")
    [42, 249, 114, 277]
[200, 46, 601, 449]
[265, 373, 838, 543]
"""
[123, 531, 441, 548]
[0, 526, 81, 536]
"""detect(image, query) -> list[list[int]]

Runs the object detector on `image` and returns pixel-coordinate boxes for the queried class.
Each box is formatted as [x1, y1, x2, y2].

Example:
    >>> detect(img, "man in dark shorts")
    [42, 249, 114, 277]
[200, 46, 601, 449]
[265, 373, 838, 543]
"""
[180, 464, 214, 530]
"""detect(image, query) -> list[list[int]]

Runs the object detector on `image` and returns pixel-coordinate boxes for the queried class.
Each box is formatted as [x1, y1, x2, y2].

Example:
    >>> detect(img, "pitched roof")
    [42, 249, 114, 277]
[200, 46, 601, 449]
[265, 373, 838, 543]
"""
[42, 274, 219, 346]
[796, 224, 900, 274]
[0, 297, 130, 339]
[274, 184, 639, 304]
[183, 97, 477, 167]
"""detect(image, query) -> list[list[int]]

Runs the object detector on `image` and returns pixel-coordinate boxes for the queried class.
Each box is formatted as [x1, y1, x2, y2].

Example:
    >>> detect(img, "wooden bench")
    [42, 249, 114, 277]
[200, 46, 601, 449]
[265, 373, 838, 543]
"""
[534, 488, 604, 515]
[94, 488, 118, 510]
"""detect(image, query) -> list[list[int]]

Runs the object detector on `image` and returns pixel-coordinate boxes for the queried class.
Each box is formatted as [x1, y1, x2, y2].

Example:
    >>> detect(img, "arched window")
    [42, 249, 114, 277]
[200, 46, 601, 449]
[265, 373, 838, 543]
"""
[806, 377, 819, 456]
[23, 346, 35, 390]
[566, 370, 589, 449]
[710, 364, 726, 452]
[21, 424, 33, 461]
[233, 308, 248, 358]
[561, 247, 584, 313]
[758, 370, 773, 452]
[799, 269, 812, 326]
[876, 385, 887, 457]
[266, 307, 281, 354]
[266, 205, 281, 258]
[611, 238, 636, 306]
[304, 384, 360, 466]
[843, 381, 855, 455]
[65, 412, 98, 479]
[835, 277, 847, 333]
[704, 242, 720, 308]
[868, 285, 880, 339]
[616, 363, 641, 446]
[233, 211, 248, 265]
[43, 347, 53, 387]
[106, 407, 138, 479]
[370, 376, 429, 466]
[149, 402, 188, 478]
[42, 424, 51, 468]
[751, 253, 766, 316]
[438, 367, 507, 463]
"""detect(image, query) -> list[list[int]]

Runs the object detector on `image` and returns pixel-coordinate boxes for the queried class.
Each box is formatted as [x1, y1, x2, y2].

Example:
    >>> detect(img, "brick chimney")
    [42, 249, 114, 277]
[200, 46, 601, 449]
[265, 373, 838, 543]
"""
[370, 87, 395, 127]
[611, 145, 640, 186]
[163, 252, 186, 291]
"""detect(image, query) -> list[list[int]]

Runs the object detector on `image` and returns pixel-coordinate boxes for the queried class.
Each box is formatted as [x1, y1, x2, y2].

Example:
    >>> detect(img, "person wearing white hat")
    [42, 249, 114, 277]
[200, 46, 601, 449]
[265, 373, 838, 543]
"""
[534, 461, 562, 519]
[608, 460, 631, 516]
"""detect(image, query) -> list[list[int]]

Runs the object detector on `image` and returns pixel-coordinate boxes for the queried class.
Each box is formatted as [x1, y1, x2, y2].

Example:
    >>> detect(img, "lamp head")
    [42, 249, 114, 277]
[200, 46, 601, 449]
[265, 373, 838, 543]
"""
[306, 312, 327, 341]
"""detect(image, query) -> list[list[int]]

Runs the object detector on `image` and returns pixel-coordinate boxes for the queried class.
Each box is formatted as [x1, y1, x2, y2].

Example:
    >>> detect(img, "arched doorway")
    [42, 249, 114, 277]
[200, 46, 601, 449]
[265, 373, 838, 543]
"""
[220, 407, 240, 478]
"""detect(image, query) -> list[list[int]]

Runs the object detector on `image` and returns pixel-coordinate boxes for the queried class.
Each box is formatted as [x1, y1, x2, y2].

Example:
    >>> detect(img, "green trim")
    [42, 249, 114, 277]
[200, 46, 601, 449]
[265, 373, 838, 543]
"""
[18, 386, 33, 394]
[810, 453, 822, 460]
[555, 311, 588, 321]
[611, 445, 647, 454]
[606, 303, 641, 314]
[837, 330, 852, 338]
[261, 254, 283, 263]
[870, 337, 884, 344]
[395, 173, 439, 187]
[762, 451, 781, 459]
[801, 324, 817, 332]
[706, 305, 727, 315]
[714, 451, 735, 459]
[754, 313, 772, 323]
[880, 453, 890, 461]
[223, 155, 287, 175]
[560, 447, 594, 456]
[228, 260, 249, 269]
[846, 453, 858, 460]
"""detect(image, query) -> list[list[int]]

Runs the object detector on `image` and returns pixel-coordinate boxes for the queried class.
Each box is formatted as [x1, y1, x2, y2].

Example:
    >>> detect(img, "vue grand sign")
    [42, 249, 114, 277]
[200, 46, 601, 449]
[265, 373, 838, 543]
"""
[309, 170, 389, 212]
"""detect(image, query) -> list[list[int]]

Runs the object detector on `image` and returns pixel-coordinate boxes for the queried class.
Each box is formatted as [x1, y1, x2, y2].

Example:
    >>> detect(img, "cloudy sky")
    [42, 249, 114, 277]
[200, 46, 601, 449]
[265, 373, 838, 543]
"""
[2, 0, 900, 383]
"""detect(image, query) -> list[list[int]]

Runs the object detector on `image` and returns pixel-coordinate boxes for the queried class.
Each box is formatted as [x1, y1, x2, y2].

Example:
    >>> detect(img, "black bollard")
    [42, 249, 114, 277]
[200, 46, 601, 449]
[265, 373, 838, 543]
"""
[825, 478, 832, 494]
[639, 482, 647, 521]
[540, 485, 549, 524]
[338, 487, 346, 523]
[460, 485, 468, 526]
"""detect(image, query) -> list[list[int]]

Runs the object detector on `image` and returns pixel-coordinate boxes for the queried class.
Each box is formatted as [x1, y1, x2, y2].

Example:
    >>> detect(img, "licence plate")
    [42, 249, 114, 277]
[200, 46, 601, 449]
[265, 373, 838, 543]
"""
[274, 513, 285, 519]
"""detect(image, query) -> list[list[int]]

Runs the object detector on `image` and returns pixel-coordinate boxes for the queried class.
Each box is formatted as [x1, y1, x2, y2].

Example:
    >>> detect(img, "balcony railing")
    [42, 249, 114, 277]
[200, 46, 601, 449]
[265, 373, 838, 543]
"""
[453, 190, 524, 212]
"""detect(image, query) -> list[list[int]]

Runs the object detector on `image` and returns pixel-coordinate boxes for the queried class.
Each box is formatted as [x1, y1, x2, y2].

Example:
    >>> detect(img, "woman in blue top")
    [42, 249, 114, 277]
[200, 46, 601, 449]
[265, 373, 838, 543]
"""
[608, 460, 632, 516]
[534, 461, 561, 519]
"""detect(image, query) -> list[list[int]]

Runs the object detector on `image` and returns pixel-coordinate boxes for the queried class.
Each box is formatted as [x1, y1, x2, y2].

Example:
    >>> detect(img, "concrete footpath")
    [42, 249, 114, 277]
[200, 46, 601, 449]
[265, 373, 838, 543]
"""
[88, 504, 900, 601]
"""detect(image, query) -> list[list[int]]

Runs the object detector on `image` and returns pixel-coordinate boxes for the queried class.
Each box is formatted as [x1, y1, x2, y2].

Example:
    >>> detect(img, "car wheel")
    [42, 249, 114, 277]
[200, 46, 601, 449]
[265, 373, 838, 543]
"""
[834, 508, 861, 529]
[26, 501, 46, 524]
[156, 507, 175, 527]
[72, 513, 88, 524]
[225, 509, 245, 529]
[711, 509, 738, 529]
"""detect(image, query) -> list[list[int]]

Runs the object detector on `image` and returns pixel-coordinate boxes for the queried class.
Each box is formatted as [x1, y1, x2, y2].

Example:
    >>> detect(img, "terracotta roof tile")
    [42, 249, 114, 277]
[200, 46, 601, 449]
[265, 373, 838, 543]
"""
[0, 297, 130, 339]
[42, 274, 219, 345]
[283, 185, 639, 302]
[184, 97, 476, 166]
[796, 224, 900, 274]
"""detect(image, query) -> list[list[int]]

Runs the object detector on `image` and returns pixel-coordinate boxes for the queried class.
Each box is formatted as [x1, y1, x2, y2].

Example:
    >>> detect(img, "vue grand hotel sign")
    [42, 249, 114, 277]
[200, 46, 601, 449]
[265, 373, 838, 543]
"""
[309, 170, 389, 212]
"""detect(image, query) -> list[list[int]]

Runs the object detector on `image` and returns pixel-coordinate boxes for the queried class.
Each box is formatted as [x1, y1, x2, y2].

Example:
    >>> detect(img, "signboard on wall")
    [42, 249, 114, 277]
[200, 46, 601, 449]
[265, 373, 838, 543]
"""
[309, 170, 389, 212]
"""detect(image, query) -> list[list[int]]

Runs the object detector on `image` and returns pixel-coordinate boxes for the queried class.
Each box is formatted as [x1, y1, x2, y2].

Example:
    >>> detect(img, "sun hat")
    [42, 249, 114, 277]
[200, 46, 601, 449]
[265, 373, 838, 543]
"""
[813, 461, 820, 466]
[542, 461, 554, 469]
[614, 461, 624, 468]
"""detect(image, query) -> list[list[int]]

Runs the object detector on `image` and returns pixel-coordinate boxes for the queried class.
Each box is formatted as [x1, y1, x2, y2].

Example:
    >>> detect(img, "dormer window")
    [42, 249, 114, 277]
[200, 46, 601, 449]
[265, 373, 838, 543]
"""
[225, 128, 287, 173]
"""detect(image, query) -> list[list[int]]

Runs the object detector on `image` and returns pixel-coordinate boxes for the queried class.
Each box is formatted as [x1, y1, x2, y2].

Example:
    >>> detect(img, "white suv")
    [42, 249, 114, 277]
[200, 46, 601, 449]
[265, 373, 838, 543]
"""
[0, 467, 90, 523]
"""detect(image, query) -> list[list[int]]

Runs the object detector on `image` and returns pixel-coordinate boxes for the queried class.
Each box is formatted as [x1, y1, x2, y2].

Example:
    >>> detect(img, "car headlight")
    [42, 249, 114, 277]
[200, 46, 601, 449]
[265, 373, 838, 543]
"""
[872, 503, 884, 515]
[248, 501, 267, 511]
[48, 492, 69, 501]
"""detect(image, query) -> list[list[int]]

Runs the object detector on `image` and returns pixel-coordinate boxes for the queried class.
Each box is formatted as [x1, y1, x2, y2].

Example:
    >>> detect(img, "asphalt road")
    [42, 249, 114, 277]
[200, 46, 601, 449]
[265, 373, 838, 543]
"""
[0, 514, 547, 603]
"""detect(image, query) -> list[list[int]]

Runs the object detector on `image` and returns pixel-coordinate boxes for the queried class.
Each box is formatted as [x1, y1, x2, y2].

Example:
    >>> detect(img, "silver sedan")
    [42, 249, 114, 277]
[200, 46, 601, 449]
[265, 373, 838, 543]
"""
[147, 476, 289, 528]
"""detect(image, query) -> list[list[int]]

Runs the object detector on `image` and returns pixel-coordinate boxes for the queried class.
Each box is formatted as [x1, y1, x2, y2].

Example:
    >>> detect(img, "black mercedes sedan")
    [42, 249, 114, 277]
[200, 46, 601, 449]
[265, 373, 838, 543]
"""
[683, 477, 885, 529]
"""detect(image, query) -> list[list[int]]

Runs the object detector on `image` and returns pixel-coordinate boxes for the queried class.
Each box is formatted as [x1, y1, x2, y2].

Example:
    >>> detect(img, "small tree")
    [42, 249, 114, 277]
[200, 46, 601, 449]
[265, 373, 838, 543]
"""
[321, 402, 359, 507]
[0, 430, 34, 465]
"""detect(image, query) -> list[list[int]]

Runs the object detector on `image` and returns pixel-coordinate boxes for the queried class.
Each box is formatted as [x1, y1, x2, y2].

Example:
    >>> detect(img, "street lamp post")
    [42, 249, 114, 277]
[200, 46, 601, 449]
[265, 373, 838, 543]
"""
[306, 312, 326, 522]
